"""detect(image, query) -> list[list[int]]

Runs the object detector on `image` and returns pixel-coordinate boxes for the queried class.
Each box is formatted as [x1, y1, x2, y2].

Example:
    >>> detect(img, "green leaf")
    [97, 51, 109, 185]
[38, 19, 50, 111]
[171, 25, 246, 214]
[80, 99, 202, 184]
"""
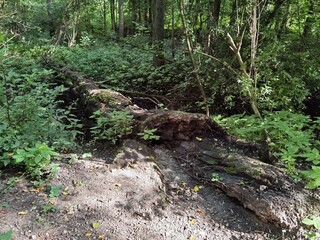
[49, 185, 61, 198]
[0, 230, 13, 240]
[302, 216, 320, 230]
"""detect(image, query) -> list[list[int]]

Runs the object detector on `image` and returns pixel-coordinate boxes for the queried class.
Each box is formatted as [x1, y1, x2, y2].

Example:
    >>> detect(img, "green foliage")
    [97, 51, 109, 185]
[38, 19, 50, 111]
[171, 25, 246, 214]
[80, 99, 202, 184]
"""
[215, 111, 320, 182]
[48, 185, 62, 198]
[51, 43, 190, 95]
[138, 128, 160, 141]
[0, 52, 82, 170]
[0, 230, 13, 240]
[90, 110, 133, 144]
[303, 216, 320, 240]
[211, 173, 222, 182]
[12, 143, 60, 179]
[41, 204, 58, 214]
[303, 167, 320, 189]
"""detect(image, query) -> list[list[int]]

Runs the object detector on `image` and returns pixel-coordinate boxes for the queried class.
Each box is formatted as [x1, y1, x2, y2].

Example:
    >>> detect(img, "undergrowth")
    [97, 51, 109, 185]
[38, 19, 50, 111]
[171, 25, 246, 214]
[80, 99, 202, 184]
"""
[50, 42, 190, 95]
[214, 111, 320, 188]
[0, 47, 82, 178]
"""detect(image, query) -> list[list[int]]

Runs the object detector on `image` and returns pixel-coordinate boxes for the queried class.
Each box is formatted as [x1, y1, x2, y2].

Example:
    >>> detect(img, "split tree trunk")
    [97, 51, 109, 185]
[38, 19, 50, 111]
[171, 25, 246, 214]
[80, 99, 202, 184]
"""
[43, 61, 320, 232]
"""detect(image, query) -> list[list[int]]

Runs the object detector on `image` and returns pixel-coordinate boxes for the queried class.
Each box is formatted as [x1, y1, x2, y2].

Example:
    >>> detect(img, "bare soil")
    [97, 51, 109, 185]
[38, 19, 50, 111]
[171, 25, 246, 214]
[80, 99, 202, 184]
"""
[0, 139, 303, 240]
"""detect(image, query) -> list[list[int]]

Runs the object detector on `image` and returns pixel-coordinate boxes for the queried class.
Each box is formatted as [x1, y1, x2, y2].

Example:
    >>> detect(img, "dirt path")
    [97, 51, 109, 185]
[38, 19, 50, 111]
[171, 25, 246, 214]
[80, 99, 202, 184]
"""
[0, 139, 296, 240]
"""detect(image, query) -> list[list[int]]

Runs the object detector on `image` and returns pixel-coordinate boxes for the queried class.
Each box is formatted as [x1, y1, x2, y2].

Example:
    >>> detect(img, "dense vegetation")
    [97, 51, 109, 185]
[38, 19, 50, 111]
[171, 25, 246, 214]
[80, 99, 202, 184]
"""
[0, 0, 319, 207]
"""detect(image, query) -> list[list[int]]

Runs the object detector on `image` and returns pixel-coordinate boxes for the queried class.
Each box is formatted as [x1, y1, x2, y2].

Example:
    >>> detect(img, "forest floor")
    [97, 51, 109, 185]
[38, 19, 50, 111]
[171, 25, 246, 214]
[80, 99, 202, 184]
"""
[0, 138, 301, 240]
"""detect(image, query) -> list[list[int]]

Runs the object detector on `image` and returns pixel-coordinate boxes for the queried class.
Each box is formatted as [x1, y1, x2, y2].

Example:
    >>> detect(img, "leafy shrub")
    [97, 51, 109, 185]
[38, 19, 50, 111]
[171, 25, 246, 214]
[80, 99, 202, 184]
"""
[138, 128, 160, 141]
[0, 50, 82, 172]
[302, 215, 320, 240]
[12, 143, 60, 179]
[50, 43, 190, 95]
[90, 110, 133, 144]
[214, 111, 320, 182]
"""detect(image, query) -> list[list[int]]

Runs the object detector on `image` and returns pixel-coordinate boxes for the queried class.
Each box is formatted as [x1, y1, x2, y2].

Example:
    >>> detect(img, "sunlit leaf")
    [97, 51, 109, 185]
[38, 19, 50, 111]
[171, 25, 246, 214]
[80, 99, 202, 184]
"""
[92, 222, 101, 229]
[188, 218, 196, 224]
[85, 232, 92, 237]
[18, 211, 28, 215]
[192, 185, 204, 192]
[195, 137, 202, 141]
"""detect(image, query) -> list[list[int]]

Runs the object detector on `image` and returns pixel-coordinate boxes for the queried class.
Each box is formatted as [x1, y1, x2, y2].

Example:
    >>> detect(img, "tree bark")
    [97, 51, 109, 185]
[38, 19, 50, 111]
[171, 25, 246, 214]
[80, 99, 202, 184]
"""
[152, 0, 165, 67]
[103, 0, 107, 34]
[179, 0, 209, 116]
[175, 140, 320, 230]
[118, 0, 124, 38]
[211, 0, 221, 28]
[110, 0, 116, 31]
[130, 0, 138, 34]
[171, 0, 175, 58]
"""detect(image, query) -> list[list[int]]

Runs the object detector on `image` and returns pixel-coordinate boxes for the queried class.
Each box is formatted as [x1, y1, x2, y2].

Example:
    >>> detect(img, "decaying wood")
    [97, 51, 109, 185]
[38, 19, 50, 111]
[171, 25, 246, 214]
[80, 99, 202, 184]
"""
[175, 140, 320, 230]
[45, 62, 320, 231]
[44, 62, 216, 137]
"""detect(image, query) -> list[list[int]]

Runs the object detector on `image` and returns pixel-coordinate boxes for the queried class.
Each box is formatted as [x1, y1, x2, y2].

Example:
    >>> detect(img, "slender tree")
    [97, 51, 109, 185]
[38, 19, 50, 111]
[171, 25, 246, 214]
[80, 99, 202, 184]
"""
[118, 0, 124, 38]
[179, 0, 210, 116]
[152, 0, 165, 66]
[103, 0, 107, 34]
[110, 0, 116, 31]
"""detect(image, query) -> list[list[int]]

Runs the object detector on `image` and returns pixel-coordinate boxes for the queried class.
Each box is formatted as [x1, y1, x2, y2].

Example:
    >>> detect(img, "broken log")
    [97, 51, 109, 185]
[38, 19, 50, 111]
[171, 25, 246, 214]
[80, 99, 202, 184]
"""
[174, 140, 320, 230]
[44, 62, 320, 232]
[44, 62, 219, 139]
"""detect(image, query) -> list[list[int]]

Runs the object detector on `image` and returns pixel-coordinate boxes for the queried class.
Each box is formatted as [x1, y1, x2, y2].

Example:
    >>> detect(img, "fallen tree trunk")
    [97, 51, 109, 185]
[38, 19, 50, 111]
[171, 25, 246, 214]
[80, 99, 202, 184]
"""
[44, 61, 320, 231]
[44, 62, 220, 138]
[174, 140, 320, 230]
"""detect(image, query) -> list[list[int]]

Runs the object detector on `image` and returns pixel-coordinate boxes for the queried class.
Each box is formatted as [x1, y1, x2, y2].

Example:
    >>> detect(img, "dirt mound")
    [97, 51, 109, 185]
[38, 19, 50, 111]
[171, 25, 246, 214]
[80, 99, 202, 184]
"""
[0, 139, 287, 240]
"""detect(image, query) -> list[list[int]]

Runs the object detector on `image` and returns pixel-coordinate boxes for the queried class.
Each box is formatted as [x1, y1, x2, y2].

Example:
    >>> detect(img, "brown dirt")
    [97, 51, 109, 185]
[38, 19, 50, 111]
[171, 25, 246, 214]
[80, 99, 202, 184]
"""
[0, 139, 301, 240]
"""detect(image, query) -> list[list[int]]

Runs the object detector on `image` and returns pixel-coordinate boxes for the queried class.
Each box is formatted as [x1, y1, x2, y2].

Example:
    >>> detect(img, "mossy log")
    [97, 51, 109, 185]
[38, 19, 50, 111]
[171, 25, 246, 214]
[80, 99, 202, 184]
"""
[45, 63, 218, 138]
[45, 62, 320, 231]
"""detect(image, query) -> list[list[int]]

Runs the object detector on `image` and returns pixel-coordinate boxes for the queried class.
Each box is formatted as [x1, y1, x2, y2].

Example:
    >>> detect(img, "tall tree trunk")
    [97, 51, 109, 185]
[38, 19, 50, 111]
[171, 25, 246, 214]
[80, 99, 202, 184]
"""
[171, 0, 175, 58]
[46, 0, 55, 38]
[118, 0, 124, 38]
[152, 0, 165, 67]
[211, 0, 221, 28]
[110, 0, 116, 31]
[277, 0, 289, 38]
[179, 0, 210, 116]
[226, 0, 271, 162]
[131, 0, 138, 34]
[103, 0, 107, 34]
[68, 14, 80, 47]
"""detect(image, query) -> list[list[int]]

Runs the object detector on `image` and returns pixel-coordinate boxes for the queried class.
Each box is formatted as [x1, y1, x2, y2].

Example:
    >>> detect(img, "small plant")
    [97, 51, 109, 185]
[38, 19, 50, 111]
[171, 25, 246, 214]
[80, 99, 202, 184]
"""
[0, 230, 13, 240]
[211, 173, 221, 182]
[138, 128, 160, 141]
[302, 216, 320, 240]
[48, 185, 62, 198]
[303, 167, 320, 189]
[12, 143, 60, 179]
[41, 203, 58, 214]
[213, 111, 320, 186]
[90, 110, 133, 144]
